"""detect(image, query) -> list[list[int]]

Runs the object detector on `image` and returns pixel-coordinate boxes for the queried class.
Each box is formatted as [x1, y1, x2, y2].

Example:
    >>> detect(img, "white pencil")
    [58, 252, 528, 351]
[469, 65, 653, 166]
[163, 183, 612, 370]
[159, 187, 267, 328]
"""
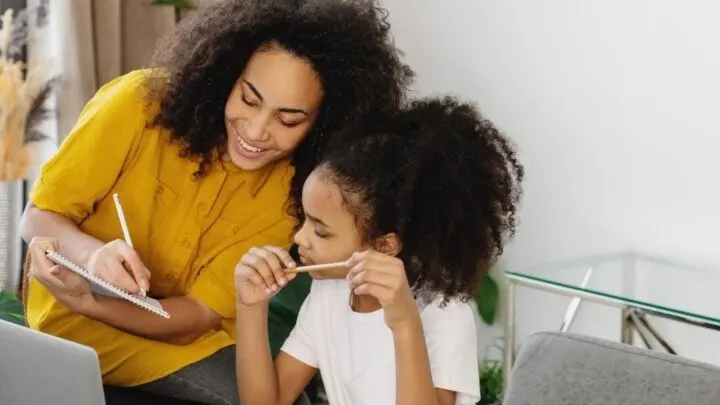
[112, 193, 133, 249]
[112, 193, 144, 296]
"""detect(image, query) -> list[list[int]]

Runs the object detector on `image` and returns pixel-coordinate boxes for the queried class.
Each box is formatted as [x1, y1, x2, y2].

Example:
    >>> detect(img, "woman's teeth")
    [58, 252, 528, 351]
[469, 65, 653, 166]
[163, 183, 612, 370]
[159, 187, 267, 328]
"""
[238, 137, 264, 153]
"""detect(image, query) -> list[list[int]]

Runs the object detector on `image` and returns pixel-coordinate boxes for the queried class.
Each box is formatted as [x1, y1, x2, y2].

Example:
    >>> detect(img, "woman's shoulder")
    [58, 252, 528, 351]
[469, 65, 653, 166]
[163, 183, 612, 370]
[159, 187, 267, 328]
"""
[91, 69, 164, 120]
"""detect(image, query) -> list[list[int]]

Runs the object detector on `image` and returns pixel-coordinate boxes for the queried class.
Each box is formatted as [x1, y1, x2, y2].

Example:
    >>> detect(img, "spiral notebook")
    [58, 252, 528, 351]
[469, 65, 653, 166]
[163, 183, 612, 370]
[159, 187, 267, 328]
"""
[45, 250, 171, 319]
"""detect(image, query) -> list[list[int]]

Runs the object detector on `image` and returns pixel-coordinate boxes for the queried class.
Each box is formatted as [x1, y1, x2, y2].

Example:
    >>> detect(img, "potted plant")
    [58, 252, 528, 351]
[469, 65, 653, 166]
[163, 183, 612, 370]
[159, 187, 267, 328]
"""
[0, 289, 24, 325]
[0, 6, 56, 293]
[151, 0, 197, 10]
[476, 273, 504, 405]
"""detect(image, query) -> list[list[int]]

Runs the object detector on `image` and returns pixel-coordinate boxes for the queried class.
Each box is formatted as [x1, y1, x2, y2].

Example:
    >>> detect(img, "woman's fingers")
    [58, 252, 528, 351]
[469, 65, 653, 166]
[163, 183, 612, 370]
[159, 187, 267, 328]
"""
[98, 256, 141, 293]
[113, 241, 151, 293]
[28, 237, 59, 270]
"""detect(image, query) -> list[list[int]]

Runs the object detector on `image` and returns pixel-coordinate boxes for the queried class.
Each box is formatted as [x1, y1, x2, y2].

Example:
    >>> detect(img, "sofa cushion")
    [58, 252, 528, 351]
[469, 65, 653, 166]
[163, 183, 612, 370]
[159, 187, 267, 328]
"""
[504, 331, 720, 405]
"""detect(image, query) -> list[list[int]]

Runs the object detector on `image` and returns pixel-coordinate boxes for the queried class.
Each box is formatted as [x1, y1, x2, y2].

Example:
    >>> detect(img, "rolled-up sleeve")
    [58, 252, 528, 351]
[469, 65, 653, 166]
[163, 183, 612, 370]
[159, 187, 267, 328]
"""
[30, 71, 148, 223]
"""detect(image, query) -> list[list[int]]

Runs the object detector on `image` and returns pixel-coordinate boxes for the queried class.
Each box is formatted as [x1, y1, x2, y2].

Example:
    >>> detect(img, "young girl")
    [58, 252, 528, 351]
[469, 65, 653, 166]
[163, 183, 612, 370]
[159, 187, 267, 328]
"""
[234, 97, 523, 405]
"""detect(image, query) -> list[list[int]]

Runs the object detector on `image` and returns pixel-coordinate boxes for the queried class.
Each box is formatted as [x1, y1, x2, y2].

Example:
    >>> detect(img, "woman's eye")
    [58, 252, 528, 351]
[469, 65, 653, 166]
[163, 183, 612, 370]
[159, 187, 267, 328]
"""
[279, 119, 301, 128]
[241, 95, 259, 107]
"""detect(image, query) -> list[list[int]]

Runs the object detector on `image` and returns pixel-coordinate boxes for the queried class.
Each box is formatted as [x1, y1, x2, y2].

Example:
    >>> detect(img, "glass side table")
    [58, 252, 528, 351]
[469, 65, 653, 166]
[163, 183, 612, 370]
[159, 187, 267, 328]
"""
[503, 250, 720, 386]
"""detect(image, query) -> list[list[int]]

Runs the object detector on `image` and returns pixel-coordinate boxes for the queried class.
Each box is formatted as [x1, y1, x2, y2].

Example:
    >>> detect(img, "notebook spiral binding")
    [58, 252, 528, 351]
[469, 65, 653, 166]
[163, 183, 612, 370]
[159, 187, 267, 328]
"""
[45, 250, 170, 319]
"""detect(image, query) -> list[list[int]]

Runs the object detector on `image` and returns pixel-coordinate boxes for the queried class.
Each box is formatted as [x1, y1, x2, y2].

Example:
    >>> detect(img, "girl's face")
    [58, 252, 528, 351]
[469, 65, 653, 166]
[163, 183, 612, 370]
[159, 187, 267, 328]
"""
[224, 43, 323, 171]
[293, 169, 365, 279]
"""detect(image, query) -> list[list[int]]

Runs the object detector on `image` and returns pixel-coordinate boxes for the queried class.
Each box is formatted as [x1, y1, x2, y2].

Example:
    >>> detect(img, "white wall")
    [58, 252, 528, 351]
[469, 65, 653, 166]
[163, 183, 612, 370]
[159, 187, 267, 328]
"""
[383, 0, 720, 365]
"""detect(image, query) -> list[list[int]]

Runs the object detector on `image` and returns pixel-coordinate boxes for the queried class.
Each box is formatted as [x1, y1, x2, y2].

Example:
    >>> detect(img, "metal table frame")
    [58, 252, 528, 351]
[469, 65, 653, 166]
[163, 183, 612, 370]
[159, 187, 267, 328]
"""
[503, 271, 720, 387]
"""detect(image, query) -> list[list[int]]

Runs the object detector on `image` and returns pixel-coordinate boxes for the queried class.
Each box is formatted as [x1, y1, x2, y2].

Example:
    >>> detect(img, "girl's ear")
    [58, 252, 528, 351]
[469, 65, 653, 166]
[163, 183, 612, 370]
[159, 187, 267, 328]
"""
[371, 233, 402, 256]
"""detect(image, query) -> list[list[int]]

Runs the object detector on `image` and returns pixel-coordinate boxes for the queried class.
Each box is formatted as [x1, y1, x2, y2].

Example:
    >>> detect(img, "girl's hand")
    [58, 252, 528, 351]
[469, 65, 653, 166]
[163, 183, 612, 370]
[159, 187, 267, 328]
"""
[235, 246, 297, 308]
[87, 239, 151, 295]
[346, 250, 419, 331]
[28, 237, 94, 312]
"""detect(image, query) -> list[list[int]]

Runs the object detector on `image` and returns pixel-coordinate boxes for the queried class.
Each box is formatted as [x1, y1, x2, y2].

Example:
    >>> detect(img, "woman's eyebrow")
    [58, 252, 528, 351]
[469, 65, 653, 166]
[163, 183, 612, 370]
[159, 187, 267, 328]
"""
[241, 79, 309, 116]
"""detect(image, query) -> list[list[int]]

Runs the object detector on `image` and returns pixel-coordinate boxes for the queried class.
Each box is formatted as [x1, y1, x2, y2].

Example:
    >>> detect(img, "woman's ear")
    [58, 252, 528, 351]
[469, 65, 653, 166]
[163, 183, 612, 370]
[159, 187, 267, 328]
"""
[372, 233, 402, 256]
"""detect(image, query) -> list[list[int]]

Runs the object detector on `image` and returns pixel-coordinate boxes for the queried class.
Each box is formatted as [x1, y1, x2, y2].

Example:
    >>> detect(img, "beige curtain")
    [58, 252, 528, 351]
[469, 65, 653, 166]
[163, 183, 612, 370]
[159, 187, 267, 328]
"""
[28, 0, 181, 144]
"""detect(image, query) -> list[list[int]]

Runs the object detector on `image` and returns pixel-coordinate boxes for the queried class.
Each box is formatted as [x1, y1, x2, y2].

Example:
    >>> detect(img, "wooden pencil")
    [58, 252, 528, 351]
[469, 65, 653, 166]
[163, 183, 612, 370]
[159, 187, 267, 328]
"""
[284, 261, 348, 273]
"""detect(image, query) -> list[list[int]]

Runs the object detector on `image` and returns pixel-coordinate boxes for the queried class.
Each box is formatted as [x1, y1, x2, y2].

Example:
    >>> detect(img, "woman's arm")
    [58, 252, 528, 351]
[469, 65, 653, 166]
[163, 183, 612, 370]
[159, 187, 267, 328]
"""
[20, 204, 104, 273]
[25, 235, 222, 345]
[236, 304, 316, 405]
[23, 209, 222, 345]
[82, 294, 222, 345]
[22, 204, 149, 294]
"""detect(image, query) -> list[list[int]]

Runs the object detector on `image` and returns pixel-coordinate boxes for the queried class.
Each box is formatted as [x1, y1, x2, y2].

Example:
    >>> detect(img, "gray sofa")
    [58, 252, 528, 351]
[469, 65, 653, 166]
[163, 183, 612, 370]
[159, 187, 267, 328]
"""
[503, 331, 720, 405]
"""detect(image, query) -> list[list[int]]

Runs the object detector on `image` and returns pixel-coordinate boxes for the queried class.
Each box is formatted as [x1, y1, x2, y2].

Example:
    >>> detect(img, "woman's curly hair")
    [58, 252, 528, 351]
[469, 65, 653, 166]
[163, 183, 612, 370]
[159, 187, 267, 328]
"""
[144, 0, 413, 226]
[319, 96, 524, 299]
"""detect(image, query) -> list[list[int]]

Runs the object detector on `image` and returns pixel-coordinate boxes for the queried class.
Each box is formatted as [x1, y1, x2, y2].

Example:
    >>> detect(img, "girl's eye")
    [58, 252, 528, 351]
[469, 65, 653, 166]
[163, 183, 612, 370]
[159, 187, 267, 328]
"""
[314, 229, 330, 239]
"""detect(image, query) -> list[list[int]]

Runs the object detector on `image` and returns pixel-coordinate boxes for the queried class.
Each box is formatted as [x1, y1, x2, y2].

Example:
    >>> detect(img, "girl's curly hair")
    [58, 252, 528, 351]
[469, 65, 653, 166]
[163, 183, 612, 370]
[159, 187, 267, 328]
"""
[144, 0, 413, 226]
[319, 96, 524, 299]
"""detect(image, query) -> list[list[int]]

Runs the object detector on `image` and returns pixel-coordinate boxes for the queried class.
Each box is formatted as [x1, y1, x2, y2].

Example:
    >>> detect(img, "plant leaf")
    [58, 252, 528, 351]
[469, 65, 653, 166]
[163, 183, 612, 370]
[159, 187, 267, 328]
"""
[0, 290, 24, 326]
[476, 273, 499, 325]
[151, 0, 197, 10]
[24, 77, 58, 145]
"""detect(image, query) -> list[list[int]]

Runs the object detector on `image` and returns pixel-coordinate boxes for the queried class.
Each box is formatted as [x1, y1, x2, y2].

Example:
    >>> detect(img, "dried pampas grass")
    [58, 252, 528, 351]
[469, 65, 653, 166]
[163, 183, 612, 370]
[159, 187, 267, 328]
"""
[0, 8, 55, 182]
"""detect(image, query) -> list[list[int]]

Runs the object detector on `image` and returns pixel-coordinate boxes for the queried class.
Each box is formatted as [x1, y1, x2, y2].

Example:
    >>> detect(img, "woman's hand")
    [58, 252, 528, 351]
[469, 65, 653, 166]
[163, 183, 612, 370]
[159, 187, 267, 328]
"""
[235, 246, 297, 308]
[346, 250, 420, 331]
[86, 239, 151, 295]
[28, 237, 94, 312]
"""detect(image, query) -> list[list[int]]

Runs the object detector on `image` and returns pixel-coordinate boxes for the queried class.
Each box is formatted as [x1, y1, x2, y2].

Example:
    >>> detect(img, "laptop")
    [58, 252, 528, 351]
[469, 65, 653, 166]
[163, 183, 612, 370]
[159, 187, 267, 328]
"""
[0, 319, 106, 405]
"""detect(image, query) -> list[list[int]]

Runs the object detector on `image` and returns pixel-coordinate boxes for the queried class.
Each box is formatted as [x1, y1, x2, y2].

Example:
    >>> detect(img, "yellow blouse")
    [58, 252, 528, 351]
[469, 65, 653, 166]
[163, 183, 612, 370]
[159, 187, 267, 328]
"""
[25, 70, 295, 386]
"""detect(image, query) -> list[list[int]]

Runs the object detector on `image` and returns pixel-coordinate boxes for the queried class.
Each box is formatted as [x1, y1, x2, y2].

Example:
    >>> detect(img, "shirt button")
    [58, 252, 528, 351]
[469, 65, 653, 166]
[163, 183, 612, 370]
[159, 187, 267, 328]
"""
[181, 238, 191, 248]
[155, 185, 164, 196]
[232, 226, 240, 235]
[198, 202, 206, 211]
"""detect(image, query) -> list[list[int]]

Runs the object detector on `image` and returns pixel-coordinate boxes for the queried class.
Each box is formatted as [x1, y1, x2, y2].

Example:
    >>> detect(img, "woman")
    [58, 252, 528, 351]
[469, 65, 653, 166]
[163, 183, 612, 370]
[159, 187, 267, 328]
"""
[21, 1, 413, 404]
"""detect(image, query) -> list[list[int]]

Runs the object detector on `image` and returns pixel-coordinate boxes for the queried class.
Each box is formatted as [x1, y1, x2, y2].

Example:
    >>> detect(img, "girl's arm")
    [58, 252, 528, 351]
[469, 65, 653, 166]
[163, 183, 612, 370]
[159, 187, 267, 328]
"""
[392, 319, 455, 405]
[347, 250, 473, 405]
[236, 303, 317, 405]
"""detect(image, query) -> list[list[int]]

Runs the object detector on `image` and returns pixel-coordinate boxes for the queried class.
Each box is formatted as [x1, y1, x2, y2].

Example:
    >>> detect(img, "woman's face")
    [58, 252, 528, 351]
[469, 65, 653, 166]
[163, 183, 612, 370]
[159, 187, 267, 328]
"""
[224, 44, 323, 171]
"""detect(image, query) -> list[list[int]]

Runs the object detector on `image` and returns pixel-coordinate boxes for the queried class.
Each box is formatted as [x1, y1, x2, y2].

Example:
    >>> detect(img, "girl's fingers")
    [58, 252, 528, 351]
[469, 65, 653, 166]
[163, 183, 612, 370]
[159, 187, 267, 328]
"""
[263, 246, 296, 269]
[250, 247, 286, 290]
[241, 252, 275, 291]
[352, 283, 392, 303]
[348, 267, 395, 289]
[258, 247, 289, 287]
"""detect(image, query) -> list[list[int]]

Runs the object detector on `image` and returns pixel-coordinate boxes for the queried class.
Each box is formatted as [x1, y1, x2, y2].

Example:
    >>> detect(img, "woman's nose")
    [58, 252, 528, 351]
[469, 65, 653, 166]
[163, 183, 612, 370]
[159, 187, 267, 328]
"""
[245, 114, 271, 142]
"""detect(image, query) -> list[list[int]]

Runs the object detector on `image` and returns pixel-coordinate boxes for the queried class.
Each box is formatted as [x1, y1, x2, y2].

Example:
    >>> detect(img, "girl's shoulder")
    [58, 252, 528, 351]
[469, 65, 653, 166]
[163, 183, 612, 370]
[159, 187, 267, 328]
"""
[417, 294, 477, 331]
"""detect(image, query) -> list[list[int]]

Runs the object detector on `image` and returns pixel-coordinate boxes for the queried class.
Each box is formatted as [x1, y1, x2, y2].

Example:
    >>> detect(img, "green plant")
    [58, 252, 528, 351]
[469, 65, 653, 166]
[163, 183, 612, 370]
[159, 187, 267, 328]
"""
[479, 359, 503, 405]
[475, 273, 504, 404]
[476, 273, 500, 325]
[0, 289, 25, 326]
[151, 0, 196, 10]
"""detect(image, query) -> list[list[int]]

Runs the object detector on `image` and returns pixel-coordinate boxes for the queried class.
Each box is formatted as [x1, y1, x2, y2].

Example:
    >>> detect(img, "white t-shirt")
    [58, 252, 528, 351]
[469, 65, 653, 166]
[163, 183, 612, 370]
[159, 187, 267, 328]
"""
[281, 279, 480, 405]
